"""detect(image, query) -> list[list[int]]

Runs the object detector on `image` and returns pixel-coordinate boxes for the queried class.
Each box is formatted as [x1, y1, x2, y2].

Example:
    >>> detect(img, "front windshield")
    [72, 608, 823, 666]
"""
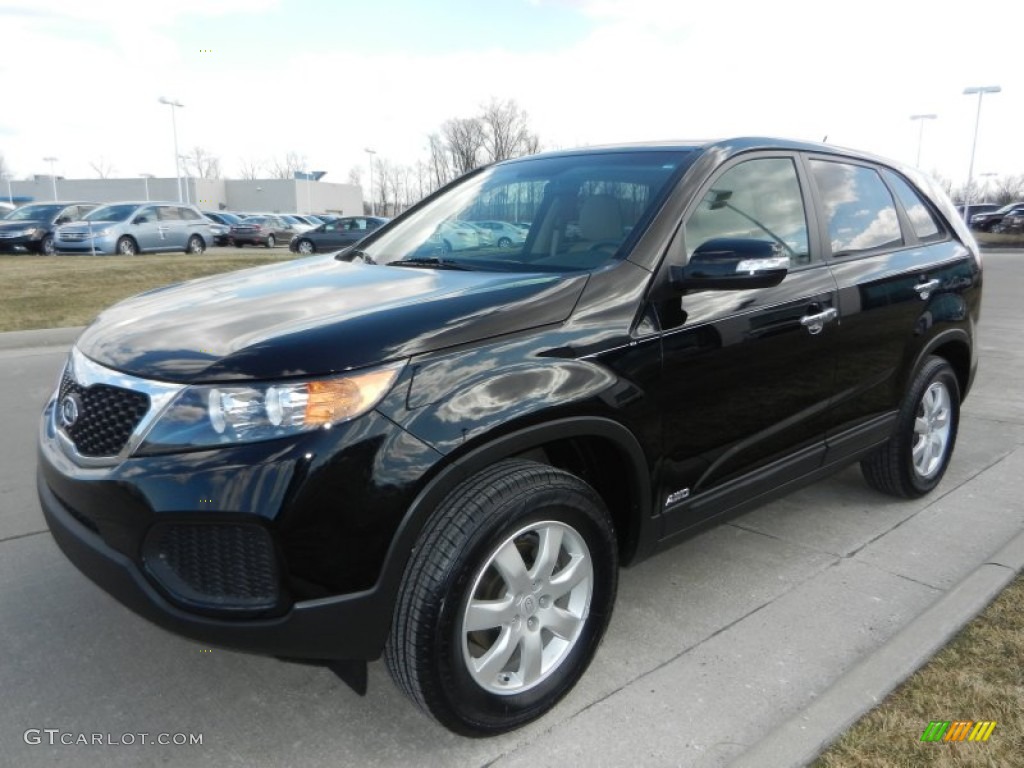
[84, 204, 138, 223]
[355, 150, 691, 272]
[5, 204, 63, 222]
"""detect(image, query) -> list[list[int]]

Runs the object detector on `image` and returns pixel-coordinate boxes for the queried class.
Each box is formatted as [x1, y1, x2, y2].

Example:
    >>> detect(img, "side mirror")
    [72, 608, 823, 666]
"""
[133, 216, 149, 225]
[671, 238, 788, 291]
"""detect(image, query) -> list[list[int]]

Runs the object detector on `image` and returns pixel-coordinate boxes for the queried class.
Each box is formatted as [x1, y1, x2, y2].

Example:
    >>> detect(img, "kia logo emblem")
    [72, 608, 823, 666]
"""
[59, 393, 82, 428]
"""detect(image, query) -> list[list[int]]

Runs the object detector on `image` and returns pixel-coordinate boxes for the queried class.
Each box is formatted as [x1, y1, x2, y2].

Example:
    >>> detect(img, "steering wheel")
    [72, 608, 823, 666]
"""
[584, 239, 621, 255]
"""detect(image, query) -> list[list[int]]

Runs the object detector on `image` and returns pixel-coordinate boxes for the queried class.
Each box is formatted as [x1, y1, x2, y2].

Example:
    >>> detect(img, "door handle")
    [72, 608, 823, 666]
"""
[800, 307, 838, 335]
[914, 279, 941, 299]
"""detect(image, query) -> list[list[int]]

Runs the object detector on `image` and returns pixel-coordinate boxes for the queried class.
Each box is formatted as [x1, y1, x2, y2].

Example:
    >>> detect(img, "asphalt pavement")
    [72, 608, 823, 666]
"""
[1, 251, 1022, 768]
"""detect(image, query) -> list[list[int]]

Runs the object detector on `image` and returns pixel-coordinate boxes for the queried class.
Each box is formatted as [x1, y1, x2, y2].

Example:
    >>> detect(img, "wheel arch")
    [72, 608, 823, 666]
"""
[907, 328, 974, 402]
[366, 417, 654, 652]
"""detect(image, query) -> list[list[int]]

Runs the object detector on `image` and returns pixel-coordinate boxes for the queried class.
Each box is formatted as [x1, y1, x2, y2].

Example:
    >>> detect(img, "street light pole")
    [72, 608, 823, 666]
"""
[962, 86, 1000, 210]
[2, 173, 12, 205]
[43, 156, 58, 200]
[178, 155, 191, 205]
[141, 173, 154, 201]
[364, 147, 377, 216]
[909, 113, 937, 167]
[158, 97, 184, 202]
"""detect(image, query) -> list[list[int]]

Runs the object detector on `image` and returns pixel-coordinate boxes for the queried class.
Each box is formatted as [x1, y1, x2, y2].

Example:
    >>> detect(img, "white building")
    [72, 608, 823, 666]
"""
[5, 176, 363, 216]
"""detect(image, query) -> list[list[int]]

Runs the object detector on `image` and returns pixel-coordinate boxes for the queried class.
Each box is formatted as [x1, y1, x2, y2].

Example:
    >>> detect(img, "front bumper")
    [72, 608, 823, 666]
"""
[38, 470, 392, 659]
[0, 233, 43, 252]
[55, 233, 118, 254]
[36, 356, 440, 660]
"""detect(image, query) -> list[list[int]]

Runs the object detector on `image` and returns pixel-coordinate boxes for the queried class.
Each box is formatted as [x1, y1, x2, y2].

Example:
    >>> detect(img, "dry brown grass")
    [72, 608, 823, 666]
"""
[814, 575, 1024, 767]
[0, 249, 299, 332]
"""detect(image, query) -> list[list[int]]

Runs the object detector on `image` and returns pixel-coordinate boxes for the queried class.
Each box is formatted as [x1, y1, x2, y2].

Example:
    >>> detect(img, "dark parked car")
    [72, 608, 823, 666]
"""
[201, 211, 245, 246]
[228, 215, 297, 247]
[955, 202, 999, 222]
[0, 202, 97, 255]
[969, 201, 1024, 231]
[37, 138, 980, 736]
[289, 215, 389, 254]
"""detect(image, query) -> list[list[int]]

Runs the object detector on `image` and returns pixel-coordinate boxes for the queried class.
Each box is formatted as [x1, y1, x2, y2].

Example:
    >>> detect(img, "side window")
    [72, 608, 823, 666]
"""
[684, 157, 811, 266]
[159, 206, 182, 221]
[136, 206, 158, 223]
[810, 160, 902, 255]
[179, 207, 201, 221]
[882, 171, 943, 242]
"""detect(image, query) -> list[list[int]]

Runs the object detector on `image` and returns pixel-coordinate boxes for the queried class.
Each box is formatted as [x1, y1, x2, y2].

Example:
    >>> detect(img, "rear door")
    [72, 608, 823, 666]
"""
[656, 153, 840, 537]
[807, 157, 977, 460]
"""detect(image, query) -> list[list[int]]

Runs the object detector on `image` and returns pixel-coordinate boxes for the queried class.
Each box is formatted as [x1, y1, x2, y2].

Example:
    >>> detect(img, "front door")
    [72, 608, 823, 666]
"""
[656, 154, 839, 537]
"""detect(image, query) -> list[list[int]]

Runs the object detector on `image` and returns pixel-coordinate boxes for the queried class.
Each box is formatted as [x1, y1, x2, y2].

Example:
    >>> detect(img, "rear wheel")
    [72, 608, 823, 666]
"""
[498, 236, 512, 248]
[266, 234, 276, 248]
[116, 237, 138, 256]
[186, 235, 205, 254]
[861, 356, 960, 498]
[386, 459, 617, 736]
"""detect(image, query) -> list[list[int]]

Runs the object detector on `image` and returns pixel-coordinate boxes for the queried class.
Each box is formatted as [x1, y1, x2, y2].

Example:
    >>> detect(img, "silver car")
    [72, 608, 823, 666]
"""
[55, 202, 211, 255]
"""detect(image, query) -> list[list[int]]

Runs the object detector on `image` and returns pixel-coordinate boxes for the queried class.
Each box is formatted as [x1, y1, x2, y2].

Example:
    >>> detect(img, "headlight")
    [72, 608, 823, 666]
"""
[91, 227, 113, 237]
[137, 361, 405, 452]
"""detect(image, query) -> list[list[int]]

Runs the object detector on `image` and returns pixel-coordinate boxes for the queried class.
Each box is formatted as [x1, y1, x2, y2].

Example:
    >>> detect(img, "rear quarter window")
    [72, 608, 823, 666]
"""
[882, 171, 944, 243]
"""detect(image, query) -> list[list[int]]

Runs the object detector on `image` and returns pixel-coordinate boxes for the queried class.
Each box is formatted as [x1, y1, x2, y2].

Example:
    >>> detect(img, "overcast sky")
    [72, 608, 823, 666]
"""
[2, 0, 1020, 192]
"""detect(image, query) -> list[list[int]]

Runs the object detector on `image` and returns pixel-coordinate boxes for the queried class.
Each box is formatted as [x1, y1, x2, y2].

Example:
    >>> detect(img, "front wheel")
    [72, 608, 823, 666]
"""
[296, 239, 315, 254]
[497, 236, 512, 248]
[265, 234, 276, 248]
[386, 459, 617, 736]
[861, 356, 960, 498]
[39, 234, 56, 256]
[116, 237, 138, 256]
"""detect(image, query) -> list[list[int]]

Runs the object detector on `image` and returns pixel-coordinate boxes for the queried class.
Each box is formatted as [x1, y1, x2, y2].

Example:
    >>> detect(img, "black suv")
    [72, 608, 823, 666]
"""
[0, 202, 96, 255]
[37, 138, 981, 736]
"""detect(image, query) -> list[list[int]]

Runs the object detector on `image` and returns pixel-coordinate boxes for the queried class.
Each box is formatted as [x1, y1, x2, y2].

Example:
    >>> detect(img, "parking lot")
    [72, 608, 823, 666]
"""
[0, 250, 1021, 768]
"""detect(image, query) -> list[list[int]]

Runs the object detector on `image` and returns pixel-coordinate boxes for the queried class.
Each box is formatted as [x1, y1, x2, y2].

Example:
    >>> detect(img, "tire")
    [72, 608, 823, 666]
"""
[386, 459, 617, 736]
[297, 239, 315, 255]
[116, 237, 138, 256]
[266, 234, 276, 248]
[39, 234, 56, 256]
[234, 241, 243, 248]
[186, 235, 205, 255]
[861, 356, 960, 498]
[497, 236, 512, 248]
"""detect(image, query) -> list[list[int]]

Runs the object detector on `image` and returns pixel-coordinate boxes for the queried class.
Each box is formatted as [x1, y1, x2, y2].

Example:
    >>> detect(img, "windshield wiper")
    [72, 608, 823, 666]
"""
[387, 257, 472, 271]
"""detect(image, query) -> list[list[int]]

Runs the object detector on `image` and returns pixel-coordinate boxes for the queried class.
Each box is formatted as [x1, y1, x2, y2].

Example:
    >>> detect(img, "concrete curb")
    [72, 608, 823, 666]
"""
[0, 326, 83, 351]
[729, 528, 1024, 768]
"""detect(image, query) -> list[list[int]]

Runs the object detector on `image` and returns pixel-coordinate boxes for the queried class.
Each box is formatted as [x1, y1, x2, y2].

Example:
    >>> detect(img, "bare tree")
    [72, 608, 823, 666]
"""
[89, 157, 117, 178]
[990, 174, 1024, 205]
[237, 157, 263, 180]
[269, 151, 307, 180]
[480, 98, 540, 163]
[442, 117, 486, 177]
[347, 166, 363, 187]
[427, 133, 452, 190]
[183, 146, 222, 179]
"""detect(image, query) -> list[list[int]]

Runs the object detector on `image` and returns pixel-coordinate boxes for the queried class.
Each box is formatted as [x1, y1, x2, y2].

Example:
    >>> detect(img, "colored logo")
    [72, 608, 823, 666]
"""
[920, 720, 996, 742]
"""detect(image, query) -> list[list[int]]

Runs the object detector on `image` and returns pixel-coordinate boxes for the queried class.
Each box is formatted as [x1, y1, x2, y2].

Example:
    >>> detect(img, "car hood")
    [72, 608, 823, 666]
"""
[76, 254, 589, 383]
[0, 219, 46, 230]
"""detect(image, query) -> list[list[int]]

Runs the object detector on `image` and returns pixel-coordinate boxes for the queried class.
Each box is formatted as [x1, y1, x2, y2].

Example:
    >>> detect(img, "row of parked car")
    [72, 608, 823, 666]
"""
[0, 201, 386, 256]
[956, 201, 1024, 233]
[0, 200, 536, 257]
